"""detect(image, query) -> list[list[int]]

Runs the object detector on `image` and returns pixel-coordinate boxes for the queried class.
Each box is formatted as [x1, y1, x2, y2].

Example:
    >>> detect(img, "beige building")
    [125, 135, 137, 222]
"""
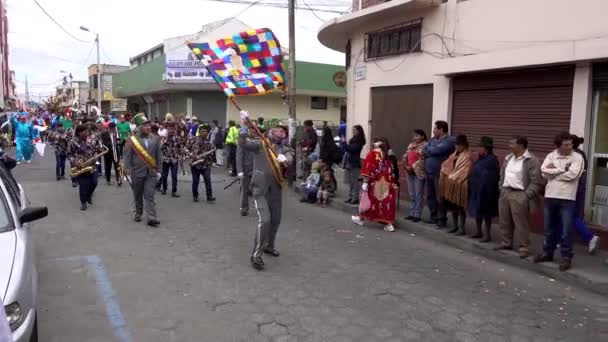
[319, 0, 608, 230]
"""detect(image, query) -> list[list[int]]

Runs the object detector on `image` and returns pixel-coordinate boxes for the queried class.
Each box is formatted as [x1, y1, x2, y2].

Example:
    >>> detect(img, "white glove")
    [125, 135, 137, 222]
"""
[156, 172, 161, 180]
[361, 182, 368, 192]
[277, 154, 287, 163]
[239, 111, 249, 120]
[237, 172, 244, 178]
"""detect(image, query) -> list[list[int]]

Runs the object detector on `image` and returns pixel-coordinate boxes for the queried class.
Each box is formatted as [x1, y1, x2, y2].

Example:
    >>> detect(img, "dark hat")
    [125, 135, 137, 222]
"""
[479, 136, 494, 149]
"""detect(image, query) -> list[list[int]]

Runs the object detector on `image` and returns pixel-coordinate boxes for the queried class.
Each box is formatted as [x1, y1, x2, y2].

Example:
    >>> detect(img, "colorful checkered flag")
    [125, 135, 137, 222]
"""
[187, 28, 286, 97]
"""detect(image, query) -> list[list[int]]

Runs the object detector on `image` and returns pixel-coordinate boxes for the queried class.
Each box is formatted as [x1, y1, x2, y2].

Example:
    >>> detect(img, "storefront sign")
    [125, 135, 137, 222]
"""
[354, 66, 366, 81]
[164, 35, 215, 84]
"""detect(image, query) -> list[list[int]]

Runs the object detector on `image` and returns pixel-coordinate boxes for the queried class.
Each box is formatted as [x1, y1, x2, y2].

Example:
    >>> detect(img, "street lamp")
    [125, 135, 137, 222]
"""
[80, 26, 101, 114]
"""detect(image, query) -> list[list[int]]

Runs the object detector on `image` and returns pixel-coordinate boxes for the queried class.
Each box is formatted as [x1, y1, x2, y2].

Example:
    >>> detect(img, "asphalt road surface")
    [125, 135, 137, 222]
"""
[12, 153, 608, 342]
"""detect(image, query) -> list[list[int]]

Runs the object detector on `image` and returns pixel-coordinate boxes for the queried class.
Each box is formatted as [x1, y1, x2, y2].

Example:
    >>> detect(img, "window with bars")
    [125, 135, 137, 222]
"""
[365, 19, 422, 60]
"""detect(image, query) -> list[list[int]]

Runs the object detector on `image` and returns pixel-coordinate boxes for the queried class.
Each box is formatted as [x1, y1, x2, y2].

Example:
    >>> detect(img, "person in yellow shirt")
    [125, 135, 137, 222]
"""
[225, 120, 239, 176]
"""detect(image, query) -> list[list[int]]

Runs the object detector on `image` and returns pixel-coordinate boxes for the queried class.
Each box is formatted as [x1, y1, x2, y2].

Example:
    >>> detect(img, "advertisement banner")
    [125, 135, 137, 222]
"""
[164, 35, 215, 83]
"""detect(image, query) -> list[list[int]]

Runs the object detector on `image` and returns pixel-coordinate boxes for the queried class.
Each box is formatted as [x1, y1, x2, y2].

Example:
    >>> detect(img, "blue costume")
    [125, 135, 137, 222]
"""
[11, 113, 35, 162]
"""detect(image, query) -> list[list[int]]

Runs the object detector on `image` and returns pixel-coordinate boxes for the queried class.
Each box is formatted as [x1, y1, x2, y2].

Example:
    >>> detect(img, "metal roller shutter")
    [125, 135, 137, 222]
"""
[451, 66, 575, 158]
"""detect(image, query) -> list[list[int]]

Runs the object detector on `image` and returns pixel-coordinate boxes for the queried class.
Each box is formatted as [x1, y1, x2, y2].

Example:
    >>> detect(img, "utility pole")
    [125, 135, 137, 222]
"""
[96, 33, 102, 114]
[287, 0, 296, 141]
[24, 75, 30, 108]
[287, 0, 297, 182]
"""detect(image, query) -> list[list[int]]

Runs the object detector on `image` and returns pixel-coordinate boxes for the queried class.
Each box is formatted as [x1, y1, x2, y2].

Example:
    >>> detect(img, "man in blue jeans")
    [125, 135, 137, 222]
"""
[422, 120, 455, 228]
[535, 132, 584, 271]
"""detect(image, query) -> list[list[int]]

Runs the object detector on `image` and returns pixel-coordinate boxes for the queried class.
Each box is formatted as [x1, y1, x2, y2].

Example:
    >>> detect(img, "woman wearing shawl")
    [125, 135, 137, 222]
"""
[440, 134, 473, 235]
[403, 129, 427, 222]
[352, 138, 398, 232]
[468, 136, 500, 242]
[11, 112, 35, 164]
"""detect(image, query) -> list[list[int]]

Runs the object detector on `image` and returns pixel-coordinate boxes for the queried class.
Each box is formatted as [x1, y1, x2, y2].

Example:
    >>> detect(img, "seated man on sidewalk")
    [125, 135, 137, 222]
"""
[535, 132, 584, 271]
[494, 136, 543, 258]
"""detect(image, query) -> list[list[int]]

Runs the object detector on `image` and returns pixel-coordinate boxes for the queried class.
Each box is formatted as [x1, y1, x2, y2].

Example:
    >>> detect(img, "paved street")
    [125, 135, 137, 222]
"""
[13, 154, 608, 342]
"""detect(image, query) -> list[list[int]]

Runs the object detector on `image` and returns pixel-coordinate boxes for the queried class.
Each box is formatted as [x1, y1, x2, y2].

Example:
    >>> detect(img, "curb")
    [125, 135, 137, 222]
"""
[293, 187, 608, 297]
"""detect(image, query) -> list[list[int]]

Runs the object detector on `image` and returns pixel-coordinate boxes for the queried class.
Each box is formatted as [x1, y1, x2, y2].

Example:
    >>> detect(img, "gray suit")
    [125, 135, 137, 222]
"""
[237, 131, 255, 213]
[239, 136, 294, 258]
[124, 133, 162, 220]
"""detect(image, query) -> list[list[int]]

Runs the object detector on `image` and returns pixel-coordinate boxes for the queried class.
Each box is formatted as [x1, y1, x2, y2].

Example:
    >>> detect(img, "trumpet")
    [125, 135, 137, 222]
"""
[71, 146, 109, 177]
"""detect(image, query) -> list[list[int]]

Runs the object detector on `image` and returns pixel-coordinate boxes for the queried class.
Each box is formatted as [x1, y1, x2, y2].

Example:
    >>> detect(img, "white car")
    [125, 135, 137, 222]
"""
[0, 164, 47, 342]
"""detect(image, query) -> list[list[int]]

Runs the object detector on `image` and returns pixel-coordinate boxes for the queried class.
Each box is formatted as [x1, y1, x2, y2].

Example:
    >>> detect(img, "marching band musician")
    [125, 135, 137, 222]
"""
[100, 122, 122, 186]
[186, 124, 216, 203]
[67, 124, 104, 211]
[124, 114, 162, 227]
[48, 122, 69, 181]
[238, 112, 294, 271]
[159, 122, 184, 197]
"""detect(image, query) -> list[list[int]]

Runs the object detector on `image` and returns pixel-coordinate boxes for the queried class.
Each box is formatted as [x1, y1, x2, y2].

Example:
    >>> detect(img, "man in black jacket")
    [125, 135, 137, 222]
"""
[100, 122, 121, 186]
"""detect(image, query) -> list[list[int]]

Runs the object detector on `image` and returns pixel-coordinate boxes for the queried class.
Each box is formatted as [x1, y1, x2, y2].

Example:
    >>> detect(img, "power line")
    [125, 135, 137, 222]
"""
[301, 0, 327, 22]
[32, 0, 90, 43]
[165, 1, 264, 54]
[100, 46, 114, 64]
[204, 0, 349, 14]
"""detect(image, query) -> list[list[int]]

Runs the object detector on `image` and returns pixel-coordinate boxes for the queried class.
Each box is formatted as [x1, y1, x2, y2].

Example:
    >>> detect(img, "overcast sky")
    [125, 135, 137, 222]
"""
[9, 0, 347, 101]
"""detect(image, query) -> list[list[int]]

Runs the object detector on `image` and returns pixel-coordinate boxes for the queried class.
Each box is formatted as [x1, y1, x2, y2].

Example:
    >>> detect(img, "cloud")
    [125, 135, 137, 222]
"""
[9, 0, 345, 98]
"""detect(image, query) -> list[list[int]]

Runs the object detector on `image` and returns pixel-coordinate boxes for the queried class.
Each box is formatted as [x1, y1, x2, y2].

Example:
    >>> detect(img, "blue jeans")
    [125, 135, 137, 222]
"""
[406, 174, 425, 219]
[191, 167, 212, 199]
[543, 198, 576, 258]
[426, 174, 447, 223]
[55, 152, 66, 178]
[161, 162, 179, 193]
[556, 176, 594, 244]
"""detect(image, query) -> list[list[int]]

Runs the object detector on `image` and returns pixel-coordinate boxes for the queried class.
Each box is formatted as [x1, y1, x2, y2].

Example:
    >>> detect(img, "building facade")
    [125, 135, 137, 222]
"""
[319, 0, 608, 239]
[0, 0, 12, 109]
[88, 64, 129, 113]
[114, 18, 346, 126]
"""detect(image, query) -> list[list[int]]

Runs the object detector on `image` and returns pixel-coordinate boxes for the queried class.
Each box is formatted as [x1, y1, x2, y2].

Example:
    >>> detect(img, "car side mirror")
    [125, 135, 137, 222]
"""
[19, 206, 48, 225]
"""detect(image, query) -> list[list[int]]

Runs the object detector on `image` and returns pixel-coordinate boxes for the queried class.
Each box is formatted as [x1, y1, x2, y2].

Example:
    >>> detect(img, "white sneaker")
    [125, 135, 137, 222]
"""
[16, 161, 21, 165]
[351, 215, 364, 226]
[26, 160, 32, 164]
[384, 224, 396, 232]
[589, 236, 600, 254]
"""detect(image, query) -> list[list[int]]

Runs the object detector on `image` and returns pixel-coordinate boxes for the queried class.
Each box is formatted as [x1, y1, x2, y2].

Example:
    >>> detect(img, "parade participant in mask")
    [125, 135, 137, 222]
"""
[238, 112, 294, 270]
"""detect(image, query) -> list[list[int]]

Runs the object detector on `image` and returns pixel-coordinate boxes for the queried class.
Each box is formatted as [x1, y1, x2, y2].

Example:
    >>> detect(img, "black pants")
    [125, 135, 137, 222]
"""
[55, 152, 66, 178]
[228, 144, 237, 175]
[103, 154, 120, 183]
[191, 167, 212, 199]
[77, 172, 98, 205]
[161, 162, 179, 193]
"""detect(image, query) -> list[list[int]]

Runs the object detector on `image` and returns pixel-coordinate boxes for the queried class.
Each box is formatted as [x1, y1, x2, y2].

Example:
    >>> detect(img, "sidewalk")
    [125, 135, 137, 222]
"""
[294, 168, 608, 296]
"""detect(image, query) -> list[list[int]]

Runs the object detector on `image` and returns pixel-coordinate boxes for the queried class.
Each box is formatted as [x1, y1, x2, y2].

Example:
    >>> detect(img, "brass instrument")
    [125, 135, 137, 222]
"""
[191, 148, 217, 166]
[70, 146, 109, 177]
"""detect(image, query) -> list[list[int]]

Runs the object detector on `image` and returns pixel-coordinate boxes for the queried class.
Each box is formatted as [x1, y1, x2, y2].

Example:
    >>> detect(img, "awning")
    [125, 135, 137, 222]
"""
[318, 0, 441, 52]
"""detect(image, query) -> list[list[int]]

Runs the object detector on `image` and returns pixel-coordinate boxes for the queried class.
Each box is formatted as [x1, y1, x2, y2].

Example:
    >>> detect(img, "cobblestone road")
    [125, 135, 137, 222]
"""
[14, 155, 608, 342]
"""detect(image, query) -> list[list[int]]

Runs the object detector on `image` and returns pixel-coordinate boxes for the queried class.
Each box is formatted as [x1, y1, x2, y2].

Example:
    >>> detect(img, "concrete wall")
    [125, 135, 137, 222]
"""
[225, 94, 342, 126]
[341, 0, 608, 153]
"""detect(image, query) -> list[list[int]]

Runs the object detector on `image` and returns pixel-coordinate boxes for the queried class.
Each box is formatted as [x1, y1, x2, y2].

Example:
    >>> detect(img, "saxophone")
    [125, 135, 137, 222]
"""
[70, 146, 109, 177]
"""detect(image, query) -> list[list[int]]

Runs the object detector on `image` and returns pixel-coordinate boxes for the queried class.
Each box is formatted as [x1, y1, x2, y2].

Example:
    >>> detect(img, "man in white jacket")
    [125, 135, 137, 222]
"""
[534, 132, 584, 271]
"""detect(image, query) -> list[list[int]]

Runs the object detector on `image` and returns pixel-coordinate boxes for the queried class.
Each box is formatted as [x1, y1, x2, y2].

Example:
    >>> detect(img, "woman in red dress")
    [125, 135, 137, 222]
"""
[352, 138, 398, 232]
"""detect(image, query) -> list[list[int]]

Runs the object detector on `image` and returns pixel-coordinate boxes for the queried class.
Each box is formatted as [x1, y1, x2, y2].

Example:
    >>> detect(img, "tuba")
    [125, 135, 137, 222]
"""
[70, 146, 109, 177]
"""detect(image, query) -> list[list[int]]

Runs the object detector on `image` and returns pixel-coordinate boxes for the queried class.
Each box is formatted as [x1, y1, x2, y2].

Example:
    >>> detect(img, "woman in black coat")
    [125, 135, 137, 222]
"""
[319, 126, 340, 167]
[468, 136, 500, 242]
[341, 125, 366, 204]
